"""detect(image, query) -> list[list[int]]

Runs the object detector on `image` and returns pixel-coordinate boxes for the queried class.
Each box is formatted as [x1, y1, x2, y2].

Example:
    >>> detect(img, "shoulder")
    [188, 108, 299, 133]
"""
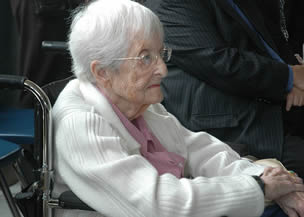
[145, 103, 186, 134]
[53, 79, 91, 114]
[157, 0, 212, 23]
[145, 103, 182, 125]
[53, 82, 124, 154]
[52, 79, 107, 133]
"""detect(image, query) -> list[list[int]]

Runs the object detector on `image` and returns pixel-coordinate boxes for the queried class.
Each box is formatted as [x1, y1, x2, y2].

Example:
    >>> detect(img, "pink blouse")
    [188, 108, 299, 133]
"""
[106, 96, 185, 178]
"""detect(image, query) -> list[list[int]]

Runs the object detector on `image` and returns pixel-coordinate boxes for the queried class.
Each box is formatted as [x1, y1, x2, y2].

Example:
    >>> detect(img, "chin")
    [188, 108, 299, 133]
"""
[150, 93, 164, 104]
[144, 87, 164, 104]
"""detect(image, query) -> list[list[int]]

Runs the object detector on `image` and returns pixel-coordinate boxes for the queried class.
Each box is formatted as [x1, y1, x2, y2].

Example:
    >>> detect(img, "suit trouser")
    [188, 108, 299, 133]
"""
[281, 135, 304, 179]
[281, 106, 304, 179]
[229, 106, 304, 179]
[261, 204, 287, 217]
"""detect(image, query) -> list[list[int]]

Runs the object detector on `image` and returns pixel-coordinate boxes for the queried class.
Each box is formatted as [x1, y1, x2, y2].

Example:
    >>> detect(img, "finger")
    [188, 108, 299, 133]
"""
[277, 202, 297, 217]
[298, 95, 303, 106]
[297, 206, 304, 217]
[300, 97, 304, 106]
[296, 192, 304, 200]
[291, 176, 303, 184]
[286, 96, 293, 111]
[296, 97, 302, 106]
[290, 193, 304, 217]
[277, 181, 304, 196]
[294, 95, 300, 106]
[285, 171, 303, 184]
[283, 172, 302, 184]
[272, 167, 286, 174]
[262, 167, 275, 176]
[272, 167, 290, 176]
[285, 208, 299, 217]
[293, 183, 304, 192]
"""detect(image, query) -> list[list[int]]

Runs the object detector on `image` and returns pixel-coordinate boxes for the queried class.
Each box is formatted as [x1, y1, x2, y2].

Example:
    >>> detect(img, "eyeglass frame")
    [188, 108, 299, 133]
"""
[112, 46, 172, 68]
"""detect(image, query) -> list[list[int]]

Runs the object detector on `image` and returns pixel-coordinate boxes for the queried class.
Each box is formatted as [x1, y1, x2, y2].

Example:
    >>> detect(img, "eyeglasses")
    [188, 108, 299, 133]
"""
[113, 47, 172, 68]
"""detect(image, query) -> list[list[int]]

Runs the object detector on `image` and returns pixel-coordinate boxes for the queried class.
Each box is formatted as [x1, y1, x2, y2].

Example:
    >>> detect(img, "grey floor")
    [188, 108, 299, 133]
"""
[0, 182, 21, 217]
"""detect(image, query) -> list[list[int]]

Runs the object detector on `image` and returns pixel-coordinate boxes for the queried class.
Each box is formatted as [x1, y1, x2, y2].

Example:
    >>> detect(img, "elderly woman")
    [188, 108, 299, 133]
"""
[52, 0, 304, 217]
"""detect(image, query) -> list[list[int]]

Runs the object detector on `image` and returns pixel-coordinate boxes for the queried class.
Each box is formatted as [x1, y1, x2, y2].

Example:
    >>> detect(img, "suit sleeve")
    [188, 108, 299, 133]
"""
[157, 0, 289, 101]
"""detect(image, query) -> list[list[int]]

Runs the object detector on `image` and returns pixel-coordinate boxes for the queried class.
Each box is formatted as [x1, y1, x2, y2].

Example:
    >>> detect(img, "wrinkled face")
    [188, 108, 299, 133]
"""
[109, 33, 168, 107]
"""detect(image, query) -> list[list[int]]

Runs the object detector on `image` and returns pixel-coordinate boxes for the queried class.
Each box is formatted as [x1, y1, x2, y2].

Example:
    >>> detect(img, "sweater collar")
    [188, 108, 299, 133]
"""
[78, 80, 141, 151]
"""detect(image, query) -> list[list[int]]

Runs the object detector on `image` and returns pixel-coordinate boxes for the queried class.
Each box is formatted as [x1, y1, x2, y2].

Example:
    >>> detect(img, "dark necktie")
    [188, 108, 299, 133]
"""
[279, 0, 289, 42]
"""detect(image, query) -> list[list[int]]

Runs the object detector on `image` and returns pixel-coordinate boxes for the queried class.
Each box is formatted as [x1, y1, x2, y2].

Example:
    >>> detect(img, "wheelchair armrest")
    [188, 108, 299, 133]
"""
[59, 191, 94, 211]
[0, 75, 27, 89]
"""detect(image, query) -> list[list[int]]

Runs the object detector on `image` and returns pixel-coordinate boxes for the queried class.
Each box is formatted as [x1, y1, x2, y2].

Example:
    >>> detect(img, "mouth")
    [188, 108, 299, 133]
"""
[148, 84, 161, 88]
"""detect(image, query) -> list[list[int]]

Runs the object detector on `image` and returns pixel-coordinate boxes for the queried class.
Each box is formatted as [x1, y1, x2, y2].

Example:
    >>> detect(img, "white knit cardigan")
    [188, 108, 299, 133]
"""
[52, 79, 265, 217]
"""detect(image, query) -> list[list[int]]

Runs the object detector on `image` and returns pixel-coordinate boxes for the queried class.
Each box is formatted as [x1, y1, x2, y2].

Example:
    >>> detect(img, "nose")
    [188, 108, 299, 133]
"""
[155, 57, 168, 78]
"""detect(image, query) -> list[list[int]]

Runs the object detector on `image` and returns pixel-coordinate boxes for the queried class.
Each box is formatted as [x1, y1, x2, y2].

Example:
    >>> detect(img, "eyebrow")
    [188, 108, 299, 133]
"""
[138, 46, 165, 55]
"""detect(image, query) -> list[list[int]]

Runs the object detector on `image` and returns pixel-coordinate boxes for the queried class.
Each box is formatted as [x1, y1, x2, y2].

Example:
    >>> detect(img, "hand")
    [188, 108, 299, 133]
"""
[292, 65, 304, 91]
[260, 167, 304, 200]
[286, 87, 304, 111]
[276, 192, 304, 217]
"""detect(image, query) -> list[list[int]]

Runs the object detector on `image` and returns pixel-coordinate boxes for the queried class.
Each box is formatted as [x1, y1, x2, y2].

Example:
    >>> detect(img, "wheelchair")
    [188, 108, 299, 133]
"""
[0, 74, 93, 217]
[0, 2, 163, 216]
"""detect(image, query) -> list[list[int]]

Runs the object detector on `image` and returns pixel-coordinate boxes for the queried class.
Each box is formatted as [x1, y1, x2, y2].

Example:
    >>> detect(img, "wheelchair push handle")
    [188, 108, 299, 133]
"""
[0, 75, 27, 89]
[41, 41, 68, 52]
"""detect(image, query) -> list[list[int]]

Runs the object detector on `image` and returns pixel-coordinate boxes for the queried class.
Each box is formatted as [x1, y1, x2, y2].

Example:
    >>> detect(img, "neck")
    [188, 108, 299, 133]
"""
[99, 86, 148, 120]
[113, 97, 149, 120]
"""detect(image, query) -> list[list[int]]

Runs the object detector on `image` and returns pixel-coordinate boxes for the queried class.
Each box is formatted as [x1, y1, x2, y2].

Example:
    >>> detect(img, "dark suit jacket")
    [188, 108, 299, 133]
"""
[256, 0, 303, 65]
[148, 0, 292, 159]
[287, 0, 304, 57]
[10, 0, 74, 107]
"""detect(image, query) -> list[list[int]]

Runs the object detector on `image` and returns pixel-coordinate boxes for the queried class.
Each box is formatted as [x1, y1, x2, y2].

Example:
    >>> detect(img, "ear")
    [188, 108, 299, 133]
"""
[90, 60, 111, 87]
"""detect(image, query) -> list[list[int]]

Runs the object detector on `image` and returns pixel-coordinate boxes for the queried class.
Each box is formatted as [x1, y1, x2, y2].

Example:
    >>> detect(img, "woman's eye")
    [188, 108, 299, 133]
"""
[141, 54, 152, 66]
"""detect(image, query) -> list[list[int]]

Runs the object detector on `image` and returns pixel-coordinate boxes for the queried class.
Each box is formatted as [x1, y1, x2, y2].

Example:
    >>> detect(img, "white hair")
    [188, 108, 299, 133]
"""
[68, 0, 164, 83]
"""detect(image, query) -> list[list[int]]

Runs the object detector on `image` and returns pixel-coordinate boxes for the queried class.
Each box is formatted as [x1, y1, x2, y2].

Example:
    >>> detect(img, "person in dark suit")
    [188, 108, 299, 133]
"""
[257, 0, 304, 143]
[9, 0, 86, 107]
[257, 0, 304, 65]
[256, 0, 296, 65]
[286, 0, 304, 58]
[144, 0, 304, 179]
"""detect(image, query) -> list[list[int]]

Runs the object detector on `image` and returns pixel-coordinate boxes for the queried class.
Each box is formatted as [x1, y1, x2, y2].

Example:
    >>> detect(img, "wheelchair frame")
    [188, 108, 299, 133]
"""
[0, 75, 55, 217]
[1, 74, 95, 217]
